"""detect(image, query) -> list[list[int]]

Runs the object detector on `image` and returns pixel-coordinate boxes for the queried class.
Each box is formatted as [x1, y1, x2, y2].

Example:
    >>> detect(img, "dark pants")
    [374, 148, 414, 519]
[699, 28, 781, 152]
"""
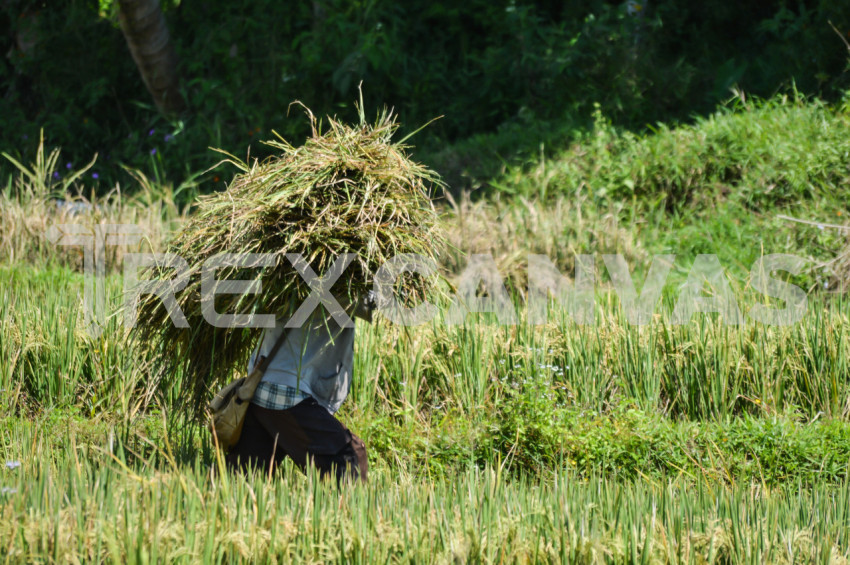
[225, 398, 368, 483]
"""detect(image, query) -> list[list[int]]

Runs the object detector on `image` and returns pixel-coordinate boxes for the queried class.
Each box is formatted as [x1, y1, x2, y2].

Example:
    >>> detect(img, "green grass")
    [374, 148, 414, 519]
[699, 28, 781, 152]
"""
[2, 93, 850, 562]
[3, 262, 850, 481]
[472, 93, 850, 290]
[494, 95, 850, 206]
[3, 262, 849, 420]
[1, 415, 850, 564]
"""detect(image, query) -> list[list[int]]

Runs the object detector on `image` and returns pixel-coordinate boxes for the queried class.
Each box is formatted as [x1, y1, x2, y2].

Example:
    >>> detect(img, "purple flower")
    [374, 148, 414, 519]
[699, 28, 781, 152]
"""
[148, 128, 155, 136]
[22, 134, 28, 141]
[91, 172, 99, 179]
[66, 162, 72, 170]
[53, 172, 60, 180]
[150, 148, 157, 156]
[164, 133, 174, 143]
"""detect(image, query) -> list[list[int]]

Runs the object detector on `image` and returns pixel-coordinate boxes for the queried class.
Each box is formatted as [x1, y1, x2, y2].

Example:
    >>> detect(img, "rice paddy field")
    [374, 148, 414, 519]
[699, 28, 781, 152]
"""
[2, 97, 850, 563]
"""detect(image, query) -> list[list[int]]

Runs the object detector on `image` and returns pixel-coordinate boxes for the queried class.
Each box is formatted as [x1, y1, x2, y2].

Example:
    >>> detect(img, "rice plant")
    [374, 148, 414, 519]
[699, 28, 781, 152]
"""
[1, 419, 849, 564]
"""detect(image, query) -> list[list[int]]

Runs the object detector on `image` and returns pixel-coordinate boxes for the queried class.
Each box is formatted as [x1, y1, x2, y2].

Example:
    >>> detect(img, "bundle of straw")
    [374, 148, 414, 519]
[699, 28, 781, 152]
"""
[133, 105, 445, 410]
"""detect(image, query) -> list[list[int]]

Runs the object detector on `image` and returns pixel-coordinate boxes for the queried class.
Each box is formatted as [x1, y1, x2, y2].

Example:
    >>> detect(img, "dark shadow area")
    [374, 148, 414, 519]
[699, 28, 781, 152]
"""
[1, 0, 848, 197]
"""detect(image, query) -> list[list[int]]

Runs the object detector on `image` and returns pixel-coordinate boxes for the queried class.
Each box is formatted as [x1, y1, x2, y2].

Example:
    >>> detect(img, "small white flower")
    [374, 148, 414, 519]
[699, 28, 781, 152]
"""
[5, 461, 20, 471]
[0, 487, 16, 495]
[818, 224, 825, 230]
[499, 359, 506, 365]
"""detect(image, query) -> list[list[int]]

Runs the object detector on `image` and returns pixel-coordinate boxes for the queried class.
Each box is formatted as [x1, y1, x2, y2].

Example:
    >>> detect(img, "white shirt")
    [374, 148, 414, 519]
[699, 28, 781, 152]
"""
[247, 295, 373, 414]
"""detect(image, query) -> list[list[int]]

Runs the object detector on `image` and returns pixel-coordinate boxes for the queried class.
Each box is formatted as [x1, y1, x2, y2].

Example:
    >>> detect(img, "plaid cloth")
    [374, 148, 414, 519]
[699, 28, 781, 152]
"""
[251, 381, 311, 411]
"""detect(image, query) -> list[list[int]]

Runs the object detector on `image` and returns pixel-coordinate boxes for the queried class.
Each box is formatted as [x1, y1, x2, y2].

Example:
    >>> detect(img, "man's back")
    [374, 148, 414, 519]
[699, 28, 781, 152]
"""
[248, 311, 355, 414]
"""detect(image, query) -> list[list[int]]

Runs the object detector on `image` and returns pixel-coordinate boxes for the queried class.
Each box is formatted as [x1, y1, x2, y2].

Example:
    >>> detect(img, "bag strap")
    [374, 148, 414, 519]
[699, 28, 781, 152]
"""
[253, 324, 292, 376]
[237, 324, 292, 401]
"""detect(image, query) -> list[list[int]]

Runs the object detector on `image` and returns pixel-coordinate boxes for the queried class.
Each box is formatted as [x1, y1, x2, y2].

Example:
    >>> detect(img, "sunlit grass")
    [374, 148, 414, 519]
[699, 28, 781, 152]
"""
[1, 418, 849, 564]
[2, 93, 850, 562]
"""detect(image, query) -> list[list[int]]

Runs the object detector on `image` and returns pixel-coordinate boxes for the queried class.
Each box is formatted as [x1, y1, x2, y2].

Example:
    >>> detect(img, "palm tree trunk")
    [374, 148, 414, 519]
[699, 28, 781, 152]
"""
[117, 0, 186, 117]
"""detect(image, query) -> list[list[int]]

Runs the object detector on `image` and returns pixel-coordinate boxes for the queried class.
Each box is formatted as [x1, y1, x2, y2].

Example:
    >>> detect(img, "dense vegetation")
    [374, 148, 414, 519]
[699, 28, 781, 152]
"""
[2, 2, 850, 558]
[2, 0, 850, 192]
[1, 91, 849, 560]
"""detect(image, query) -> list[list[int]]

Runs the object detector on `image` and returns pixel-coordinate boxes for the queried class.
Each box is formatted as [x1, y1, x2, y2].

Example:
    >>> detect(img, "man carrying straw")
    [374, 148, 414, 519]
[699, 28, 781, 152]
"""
[225, 293, 375, 482]
[133, 103, 445, 484]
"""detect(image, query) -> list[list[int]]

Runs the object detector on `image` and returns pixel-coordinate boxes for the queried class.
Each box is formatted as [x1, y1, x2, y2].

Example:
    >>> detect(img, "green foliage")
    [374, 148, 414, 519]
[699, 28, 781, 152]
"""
[487, 374, 563, 469]
[346, 400, 850, 485]
[4, 413, 850, 562]
[1, 1, 850, 191]
[499, 95, 850, 207]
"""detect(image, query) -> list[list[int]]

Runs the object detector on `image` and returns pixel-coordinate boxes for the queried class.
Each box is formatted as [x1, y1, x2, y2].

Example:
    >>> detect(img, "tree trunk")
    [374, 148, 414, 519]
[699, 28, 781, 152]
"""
[117, 0, 186, 117]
